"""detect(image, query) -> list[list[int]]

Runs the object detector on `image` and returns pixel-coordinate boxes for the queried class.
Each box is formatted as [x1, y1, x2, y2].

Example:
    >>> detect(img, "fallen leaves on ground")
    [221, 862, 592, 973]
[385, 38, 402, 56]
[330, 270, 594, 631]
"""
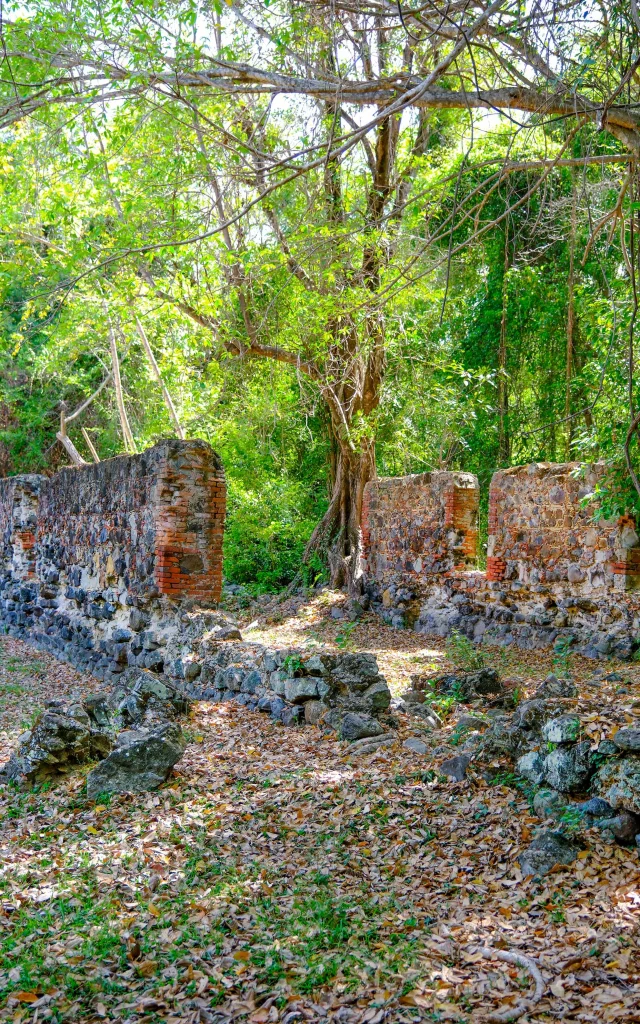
[0, 621, 639, 1023]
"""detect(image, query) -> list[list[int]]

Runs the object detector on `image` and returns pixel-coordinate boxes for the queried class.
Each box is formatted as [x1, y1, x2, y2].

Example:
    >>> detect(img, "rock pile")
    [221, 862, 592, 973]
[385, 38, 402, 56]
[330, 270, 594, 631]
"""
[1, 668, 190, 796]
[475, 678, 640, 854]
[178, 639, 392, 739]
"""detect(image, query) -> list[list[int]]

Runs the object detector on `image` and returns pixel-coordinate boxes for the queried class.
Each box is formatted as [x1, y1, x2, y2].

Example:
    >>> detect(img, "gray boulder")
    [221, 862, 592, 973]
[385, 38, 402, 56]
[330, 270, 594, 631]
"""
[340, 712, 385, 741]
[592, 756, 640, 815]
[543, 740, 592, 793]
[1, 701, 93, 782]
[518, 830, 580, 877]
[541, 715, 581, 744]
[86, 722, 186, 799]
[613, 728, 640, 754]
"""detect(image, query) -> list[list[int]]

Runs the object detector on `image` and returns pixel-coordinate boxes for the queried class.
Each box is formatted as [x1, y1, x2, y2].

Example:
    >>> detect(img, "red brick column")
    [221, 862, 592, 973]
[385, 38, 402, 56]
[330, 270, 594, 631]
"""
[153, 441, 226, 603]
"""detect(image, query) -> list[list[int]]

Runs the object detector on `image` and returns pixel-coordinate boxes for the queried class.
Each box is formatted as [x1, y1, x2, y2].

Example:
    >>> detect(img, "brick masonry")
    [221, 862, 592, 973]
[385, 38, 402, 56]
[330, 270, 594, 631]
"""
[364, 461, 640, 658]
[361, 471, 479, 579]
[0, 440, 226, 679]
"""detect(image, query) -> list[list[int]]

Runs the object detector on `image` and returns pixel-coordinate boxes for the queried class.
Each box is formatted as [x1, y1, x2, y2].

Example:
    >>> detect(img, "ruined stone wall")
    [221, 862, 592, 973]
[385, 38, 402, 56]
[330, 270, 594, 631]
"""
[486, 462, 640, 589]
[35, 439, 225, 605]
[361, 471, 479, 581]
[0, 440, 226, 679]
[364, 461, 640, 659]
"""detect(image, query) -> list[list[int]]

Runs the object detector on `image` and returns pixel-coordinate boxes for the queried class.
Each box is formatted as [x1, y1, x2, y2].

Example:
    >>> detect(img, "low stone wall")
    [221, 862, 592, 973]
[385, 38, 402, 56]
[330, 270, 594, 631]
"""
[365, 461, 640, 658]
[0, 443, 392, 736]
[361, 471, 479, 579]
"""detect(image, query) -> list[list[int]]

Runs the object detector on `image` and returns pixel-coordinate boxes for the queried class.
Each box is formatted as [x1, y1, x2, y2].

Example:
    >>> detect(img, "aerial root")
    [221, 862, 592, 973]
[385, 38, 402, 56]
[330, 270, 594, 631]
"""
[476, 945, 545, 1022]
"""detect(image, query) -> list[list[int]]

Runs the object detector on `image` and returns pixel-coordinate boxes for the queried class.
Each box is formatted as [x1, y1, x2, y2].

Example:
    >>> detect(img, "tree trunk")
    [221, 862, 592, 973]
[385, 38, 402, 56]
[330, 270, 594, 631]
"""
[303, 431, 376, 594]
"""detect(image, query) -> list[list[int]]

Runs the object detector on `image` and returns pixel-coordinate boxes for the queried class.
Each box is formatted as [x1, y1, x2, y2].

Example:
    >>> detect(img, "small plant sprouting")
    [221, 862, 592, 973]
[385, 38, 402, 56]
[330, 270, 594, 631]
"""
[445, 629, 485, 671]
[335, 621, 358, 650]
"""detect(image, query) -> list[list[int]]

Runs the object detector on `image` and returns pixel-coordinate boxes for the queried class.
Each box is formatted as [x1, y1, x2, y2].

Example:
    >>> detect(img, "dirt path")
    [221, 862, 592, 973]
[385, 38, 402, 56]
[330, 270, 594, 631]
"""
[0, 617, 639, 1023]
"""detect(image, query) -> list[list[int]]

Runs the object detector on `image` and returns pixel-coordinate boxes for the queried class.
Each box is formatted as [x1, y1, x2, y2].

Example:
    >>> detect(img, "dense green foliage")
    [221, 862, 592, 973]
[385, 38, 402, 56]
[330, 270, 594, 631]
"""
[2, 1, 640, 587]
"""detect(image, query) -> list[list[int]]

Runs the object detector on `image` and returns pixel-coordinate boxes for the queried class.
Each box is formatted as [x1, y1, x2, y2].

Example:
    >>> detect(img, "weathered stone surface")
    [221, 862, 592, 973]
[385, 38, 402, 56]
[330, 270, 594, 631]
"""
[613, 728, 640, 753]
[519, 830, 580, 877]
[403, 736, 429, 755]
[534, 674, 578, 699]
[543, 740, 592, 793]
[592, 756, 640, 815]
[516, 750, 545, 785]
[541, 715, 581, 744]
[361, 471, 479, 582]
[340, 713, 385, 741]
[86, 722, 186, 799]
[1, 700, 95, 781]
[439, 753, 472, 781]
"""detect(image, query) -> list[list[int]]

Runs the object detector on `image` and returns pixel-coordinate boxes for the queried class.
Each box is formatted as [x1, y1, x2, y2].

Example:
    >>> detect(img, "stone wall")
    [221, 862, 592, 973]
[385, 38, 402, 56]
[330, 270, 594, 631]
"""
[361, 471, 479, 580]
[0, 442, 393, 738]
[0, 440, 226, 679]
[364, 461, 640, 659]
[486, 462, 640, 589]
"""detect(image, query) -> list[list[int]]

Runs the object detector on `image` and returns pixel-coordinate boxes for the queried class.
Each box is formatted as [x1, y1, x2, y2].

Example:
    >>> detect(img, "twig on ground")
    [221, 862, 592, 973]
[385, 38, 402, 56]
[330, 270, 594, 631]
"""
[476, 945, 545, 1022]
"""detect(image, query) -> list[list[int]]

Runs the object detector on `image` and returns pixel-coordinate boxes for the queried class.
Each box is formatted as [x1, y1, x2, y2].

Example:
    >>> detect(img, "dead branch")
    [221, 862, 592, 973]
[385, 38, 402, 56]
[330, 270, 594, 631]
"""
[477, 946, 545, 1023]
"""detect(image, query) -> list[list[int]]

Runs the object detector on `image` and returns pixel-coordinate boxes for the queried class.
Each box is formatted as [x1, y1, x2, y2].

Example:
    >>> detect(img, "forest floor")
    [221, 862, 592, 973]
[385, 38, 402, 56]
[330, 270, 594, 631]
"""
[0, 593, 639, 1023]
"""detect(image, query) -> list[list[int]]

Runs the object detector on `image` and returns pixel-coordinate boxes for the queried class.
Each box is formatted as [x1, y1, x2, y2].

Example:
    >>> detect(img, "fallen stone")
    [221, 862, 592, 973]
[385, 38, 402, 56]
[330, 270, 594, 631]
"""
[403, 736, 429, 755]
[613, 728, 640, 753]
[340, 713, 385, 741]
[541, 714, 581, 744]
[534, 674, 578, 699]
[543, 740, 592, 793]
[86, 722, 186, 799]
[592, 756, 640, 815]
[304, 700, 327, 725]
[516, 750, 545, 785]
[533, 788, 568, 819]
[518, 830, 580, 877]
[594, 811, 640, 843]
[1, 701, 94, 782]
[439, 753, 472, 781]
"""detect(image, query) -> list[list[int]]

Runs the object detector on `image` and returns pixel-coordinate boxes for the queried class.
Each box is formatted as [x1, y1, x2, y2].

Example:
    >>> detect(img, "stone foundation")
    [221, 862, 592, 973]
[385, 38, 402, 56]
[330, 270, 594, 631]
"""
[365, 462, 640, 659]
